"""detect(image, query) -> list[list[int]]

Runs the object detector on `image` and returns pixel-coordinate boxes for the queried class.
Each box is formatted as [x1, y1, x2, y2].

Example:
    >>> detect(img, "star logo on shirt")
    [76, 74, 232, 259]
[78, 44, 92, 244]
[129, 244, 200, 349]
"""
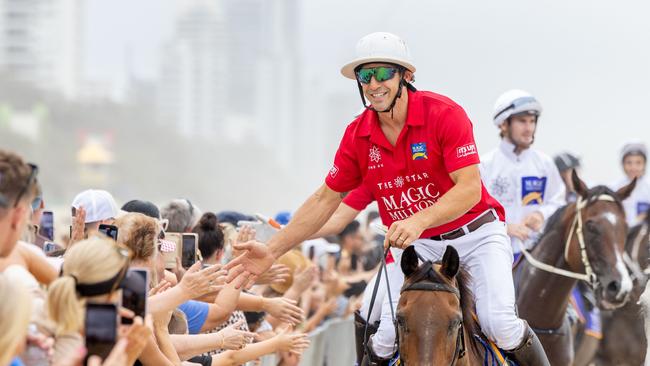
[491, 176, 510, 197]
[369, 145, 381, 163]
[394, 176, 404, 188]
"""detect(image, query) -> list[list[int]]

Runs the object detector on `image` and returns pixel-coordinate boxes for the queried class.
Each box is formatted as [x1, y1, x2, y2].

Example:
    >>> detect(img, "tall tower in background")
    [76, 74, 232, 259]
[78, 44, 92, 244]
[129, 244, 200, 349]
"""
[158, 0, 227, 138]
[227, 0, 301, 166]
[158, 0, 305, 169]
[0, 0, 82, 99]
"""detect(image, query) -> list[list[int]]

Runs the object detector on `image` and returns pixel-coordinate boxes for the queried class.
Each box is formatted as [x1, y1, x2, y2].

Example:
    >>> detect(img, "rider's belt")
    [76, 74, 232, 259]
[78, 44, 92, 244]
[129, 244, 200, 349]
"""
[429, 210, 497, 241]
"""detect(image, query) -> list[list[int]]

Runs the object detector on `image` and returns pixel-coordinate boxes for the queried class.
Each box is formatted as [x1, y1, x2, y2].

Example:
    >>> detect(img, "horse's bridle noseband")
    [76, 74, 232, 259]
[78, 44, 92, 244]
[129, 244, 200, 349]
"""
[400, 261, 467, 366]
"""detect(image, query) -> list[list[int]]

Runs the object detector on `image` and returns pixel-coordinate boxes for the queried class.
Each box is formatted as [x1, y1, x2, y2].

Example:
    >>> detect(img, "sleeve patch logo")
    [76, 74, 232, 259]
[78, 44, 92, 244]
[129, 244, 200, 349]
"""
[411, 142, 428, 160]
[637, 202, 650, 216]
[456, 143, 477, 158]
[329, 164, 339, 179]
[521, 176, 547, 205]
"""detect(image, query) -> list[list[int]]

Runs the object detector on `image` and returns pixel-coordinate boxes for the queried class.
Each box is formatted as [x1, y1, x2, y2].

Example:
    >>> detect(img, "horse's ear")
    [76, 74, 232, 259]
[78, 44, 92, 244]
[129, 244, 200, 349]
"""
[571, 169, 589, 198]
[440, 245, 460, 279]
[616, 177, 637, 201]
[401, 245, 419, 278]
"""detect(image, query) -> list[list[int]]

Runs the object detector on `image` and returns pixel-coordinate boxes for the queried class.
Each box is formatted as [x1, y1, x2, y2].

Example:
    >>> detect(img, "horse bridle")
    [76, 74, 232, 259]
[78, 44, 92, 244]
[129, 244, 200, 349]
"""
[517, 194, 618, 290]
[400, 261, 466, 366]
[622, 222, 650, 282]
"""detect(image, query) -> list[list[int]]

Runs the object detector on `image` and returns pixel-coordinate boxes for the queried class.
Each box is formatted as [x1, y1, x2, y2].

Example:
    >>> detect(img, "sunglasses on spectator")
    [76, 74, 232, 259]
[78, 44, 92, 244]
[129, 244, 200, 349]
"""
[355, 66, 399, 84]
[14, 163, 38, 208]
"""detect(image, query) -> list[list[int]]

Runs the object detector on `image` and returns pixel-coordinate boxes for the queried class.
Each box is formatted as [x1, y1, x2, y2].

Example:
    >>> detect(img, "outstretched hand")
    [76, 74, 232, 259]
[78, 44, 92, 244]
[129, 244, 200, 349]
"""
[224, 240, 275, 289]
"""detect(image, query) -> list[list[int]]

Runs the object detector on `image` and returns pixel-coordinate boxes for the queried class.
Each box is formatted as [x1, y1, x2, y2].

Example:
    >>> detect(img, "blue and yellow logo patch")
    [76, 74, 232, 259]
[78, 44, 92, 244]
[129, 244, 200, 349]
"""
[521, 176, 547, 206]
[411, 143, 428, 160]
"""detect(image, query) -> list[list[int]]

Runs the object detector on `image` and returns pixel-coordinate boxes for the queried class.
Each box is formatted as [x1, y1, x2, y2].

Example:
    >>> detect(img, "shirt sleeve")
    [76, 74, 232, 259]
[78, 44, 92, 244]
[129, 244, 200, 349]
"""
[343, 184, 374, 211]
[537, 159, 567, 221]
[325, 123, 363, 193]
[178, 300, 209, 334]
[437, 105, 481, 173]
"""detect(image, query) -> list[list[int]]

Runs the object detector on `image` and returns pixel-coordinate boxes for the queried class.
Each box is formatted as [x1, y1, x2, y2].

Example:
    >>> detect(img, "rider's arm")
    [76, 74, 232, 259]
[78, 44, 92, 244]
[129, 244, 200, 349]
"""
[268, 184, 343, 259]
[309, 202, 361, 239]
[411, 164, 483, 229]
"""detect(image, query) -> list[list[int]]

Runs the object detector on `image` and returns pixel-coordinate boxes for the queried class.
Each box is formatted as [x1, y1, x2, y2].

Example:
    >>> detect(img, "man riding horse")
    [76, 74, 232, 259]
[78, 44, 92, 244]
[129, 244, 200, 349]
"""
[480, 89, 566, 262]
[225, 32, 551, 366]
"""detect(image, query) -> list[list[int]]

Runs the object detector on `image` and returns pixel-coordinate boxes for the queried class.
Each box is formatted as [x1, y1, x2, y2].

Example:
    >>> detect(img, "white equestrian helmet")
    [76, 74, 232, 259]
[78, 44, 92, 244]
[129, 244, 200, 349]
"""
[620, 141, 648, 162]
[493, 89, 543, 127]
[341, 32, 416, 80]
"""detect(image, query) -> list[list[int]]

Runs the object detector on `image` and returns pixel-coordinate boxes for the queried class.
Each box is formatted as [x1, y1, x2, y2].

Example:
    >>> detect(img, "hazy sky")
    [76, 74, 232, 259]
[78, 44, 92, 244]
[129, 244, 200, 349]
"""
[84, 0, 650, 188]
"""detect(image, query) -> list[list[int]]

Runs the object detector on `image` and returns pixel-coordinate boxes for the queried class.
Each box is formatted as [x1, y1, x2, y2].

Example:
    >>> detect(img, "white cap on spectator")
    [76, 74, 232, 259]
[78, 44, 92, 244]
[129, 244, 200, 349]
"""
[302, 238, 340, 260]
[71, 189, 119, 223]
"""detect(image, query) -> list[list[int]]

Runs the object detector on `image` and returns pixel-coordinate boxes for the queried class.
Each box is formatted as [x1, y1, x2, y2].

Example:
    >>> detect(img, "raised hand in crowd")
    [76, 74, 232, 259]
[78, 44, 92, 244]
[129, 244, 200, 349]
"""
[264, 297, 304, 325]
[118, 315, 153, 365]
[219, 319, 256, 350]
[284, 264, 318, 302]
[69, 206, 86, 246]
[273, 327, 311, 355]
[178, 261, 227, 298]
[255, 263, 290, 285]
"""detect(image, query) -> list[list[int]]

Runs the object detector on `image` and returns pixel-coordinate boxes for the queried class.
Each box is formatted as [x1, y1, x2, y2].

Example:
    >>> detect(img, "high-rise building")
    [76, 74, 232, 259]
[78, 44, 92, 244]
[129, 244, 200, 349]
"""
[158, 0, 227, 138]
[0, 0, 82, 99]
[223, 0, 302, 166]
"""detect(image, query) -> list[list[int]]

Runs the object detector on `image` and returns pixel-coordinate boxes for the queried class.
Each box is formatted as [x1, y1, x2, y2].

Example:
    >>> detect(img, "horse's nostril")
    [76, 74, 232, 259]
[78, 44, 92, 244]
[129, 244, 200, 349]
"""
[606, 280, 621, 297]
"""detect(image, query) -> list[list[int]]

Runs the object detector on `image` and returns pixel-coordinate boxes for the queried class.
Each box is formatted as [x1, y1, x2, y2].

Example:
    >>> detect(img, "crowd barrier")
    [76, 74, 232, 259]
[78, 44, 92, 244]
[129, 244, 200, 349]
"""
[248, 317, 356, 366]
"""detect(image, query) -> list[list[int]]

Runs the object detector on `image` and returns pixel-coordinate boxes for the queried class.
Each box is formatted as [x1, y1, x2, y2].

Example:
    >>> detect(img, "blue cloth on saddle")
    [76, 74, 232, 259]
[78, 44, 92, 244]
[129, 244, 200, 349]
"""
[474, 334, 518, 366]
[570, 286, 602, 338]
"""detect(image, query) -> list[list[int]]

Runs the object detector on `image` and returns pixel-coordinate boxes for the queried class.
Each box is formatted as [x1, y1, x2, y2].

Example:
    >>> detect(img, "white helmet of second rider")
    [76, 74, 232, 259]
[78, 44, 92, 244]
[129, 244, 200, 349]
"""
[493, 89, 543, 127]
[341, 32, 416, 79]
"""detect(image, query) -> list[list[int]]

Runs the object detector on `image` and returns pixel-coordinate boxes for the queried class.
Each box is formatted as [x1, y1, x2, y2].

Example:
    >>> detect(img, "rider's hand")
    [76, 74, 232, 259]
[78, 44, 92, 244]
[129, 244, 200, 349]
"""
[384, 215, 426, 249]
[523, 212, 544, 232]
[224, 240, 275, 289]
[507, 223, 531, 241]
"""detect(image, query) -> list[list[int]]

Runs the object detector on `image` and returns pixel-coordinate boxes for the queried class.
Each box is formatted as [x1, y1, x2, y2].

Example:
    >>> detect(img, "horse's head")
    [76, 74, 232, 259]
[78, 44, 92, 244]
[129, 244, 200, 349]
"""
[397, 245, 476, 365]
[567, 170, 636, 309]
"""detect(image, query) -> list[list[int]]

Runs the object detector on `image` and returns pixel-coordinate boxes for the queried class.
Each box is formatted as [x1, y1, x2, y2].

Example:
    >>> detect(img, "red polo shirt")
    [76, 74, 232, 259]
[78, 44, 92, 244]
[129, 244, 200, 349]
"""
[326, 90, 505, 238]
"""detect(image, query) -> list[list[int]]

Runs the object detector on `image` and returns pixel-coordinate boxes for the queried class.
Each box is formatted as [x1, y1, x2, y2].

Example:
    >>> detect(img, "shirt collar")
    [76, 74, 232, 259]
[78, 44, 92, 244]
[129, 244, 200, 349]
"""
[499, 139, 530, 161]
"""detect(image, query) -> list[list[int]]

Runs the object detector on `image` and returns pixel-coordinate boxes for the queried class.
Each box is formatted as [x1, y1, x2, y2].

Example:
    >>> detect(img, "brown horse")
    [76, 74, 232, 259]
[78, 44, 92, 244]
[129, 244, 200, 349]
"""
[398, 245, 510, 365]
[514, 170, 637, 365]
[592, 211, 650, 366]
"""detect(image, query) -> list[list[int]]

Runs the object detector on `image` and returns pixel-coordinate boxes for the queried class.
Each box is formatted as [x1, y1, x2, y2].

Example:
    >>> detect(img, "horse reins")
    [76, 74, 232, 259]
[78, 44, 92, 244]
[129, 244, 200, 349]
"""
[517, 194, 617, 289]
[363, 246, 400, 362]
[622, 222, 650, 282]
[401, 260, 467, 366]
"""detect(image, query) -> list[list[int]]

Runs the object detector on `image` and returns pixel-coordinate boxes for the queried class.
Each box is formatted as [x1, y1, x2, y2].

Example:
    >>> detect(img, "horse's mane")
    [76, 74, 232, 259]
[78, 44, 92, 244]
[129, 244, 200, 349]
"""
[534, 185, 623, 246]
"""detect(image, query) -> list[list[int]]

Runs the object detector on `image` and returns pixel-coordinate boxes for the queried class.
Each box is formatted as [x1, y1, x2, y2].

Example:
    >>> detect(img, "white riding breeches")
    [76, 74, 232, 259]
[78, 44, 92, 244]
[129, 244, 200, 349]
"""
[359, 219, 526, 358]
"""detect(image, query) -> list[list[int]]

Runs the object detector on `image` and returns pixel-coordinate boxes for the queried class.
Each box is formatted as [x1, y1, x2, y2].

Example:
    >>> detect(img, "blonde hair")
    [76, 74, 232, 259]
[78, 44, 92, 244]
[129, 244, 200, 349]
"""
[0, 274, 33, 365]
[47, 237, 129, 335]
[114, 212, 160, 261]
